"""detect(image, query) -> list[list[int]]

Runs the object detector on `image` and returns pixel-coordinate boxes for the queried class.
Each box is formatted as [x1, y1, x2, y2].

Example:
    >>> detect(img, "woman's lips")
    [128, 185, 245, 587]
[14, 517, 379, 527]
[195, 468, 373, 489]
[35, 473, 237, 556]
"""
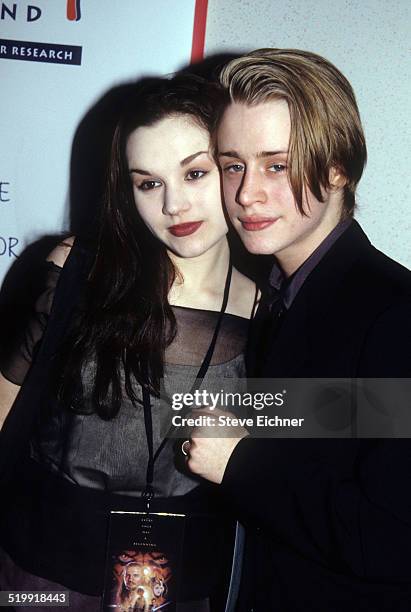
[168, 221, 203, 237]
[239, 217, 278, 231]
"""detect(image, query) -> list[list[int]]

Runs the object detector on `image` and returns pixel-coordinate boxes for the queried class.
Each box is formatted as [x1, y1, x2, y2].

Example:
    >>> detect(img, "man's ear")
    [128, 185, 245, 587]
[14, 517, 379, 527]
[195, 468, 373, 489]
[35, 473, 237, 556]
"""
[329, 167, 347, 189]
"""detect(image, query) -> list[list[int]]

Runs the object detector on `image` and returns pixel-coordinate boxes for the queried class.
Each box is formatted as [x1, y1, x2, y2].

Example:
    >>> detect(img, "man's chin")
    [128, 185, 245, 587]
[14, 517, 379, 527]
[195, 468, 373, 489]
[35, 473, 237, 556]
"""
[240, 238, 277, 256]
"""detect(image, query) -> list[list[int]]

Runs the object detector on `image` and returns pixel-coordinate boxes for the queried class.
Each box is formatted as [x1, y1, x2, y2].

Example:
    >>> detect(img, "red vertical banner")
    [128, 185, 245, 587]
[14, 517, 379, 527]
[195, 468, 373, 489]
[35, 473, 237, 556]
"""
[191, 0, 208, 63]
[67, 0, 81, 21]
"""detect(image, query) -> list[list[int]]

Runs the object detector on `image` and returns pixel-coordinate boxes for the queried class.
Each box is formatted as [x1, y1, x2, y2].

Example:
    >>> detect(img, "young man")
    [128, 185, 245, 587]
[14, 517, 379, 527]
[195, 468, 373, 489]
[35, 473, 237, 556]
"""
[187, 49, 411, 611]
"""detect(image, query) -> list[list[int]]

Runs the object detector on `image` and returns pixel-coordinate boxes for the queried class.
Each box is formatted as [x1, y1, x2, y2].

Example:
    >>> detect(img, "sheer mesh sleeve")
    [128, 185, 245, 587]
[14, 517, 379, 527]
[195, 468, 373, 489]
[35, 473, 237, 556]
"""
[0, 262, 61, 385]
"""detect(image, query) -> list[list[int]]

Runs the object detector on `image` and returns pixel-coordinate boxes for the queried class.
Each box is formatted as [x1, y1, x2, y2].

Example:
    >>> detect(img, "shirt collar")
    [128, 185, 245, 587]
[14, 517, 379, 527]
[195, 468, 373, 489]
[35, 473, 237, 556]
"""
[269, 218, 352, 309]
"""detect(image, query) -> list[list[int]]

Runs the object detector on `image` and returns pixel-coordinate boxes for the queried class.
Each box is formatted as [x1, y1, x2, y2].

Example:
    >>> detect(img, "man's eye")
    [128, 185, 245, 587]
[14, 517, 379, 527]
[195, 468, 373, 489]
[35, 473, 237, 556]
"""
[269, 164, 286, 173]
[138, 180, 161, 191]
[224, 164, 244, 174]
[186, 169, 207, 181]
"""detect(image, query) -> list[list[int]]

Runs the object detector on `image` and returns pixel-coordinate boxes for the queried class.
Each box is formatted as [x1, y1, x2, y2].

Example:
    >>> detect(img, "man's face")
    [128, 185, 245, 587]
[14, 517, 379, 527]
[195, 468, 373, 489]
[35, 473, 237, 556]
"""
[125, 565, 143, 590]
[218, 99, 343, 275]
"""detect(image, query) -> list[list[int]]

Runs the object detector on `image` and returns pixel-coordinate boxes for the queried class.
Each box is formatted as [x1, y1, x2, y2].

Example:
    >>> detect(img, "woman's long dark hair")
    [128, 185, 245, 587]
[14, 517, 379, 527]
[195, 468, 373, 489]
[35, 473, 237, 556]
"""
[59, 75, 224, 419]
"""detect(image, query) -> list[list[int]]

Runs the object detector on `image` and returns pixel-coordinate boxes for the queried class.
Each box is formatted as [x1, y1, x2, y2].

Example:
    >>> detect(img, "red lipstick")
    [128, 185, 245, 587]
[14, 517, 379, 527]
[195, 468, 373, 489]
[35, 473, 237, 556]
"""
[168, 221, 203, 237]
[239, 217, 278, 231]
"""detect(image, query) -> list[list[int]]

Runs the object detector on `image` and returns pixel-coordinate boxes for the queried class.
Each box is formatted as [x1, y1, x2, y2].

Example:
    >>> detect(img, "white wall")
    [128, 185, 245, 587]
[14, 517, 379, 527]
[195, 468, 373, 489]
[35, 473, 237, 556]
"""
[205, 0, 411, 268]
[0, 0, 197, 283]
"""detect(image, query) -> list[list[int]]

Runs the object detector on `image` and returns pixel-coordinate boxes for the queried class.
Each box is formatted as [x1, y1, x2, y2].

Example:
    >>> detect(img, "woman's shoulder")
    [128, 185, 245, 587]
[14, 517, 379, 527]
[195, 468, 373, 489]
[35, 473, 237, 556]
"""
[46, 236, 75, 268]
[229, 268, 260, 320]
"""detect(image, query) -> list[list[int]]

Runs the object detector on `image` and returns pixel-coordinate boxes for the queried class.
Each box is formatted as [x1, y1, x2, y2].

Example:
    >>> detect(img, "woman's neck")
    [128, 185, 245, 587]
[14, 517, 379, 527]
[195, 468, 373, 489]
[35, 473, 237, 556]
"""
[168, 238, 231, 309]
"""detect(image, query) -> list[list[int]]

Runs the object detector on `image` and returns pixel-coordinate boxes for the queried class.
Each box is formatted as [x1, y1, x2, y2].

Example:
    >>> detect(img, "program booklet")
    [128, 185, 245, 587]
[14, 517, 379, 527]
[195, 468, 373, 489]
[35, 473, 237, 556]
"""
[102, 511, 185, 612]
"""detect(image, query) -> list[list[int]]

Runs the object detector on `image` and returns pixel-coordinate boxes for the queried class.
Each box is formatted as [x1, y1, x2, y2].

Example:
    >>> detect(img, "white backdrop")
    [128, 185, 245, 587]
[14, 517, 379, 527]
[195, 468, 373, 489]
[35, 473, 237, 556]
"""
[205, 0, 411, 269]
[0, 0, 198, 283]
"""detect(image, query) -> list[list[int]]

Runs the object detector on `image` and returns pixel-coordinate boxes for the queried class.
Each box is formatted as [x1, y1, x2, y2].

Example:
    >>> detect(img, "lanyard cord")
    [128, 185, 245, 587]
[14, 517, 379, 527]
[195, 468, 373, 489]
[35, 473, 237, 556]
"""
[142, 259, 233, 505]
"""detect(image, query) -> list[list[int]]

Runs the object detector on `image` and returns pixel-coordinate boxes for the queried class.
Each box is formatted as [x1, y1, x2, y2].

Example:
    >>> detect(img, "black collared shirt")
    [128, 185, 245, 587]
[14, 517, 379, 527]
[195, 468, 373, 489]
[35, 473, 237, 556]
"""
[269, 218, 352, 309]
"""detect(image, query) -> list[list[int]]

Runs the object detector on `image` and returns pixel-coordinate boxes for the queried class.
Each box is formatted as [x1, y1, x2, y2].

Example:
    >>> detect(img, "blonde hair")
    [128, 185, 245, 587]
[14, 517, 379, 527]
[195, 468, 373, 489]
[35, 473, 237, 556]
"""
[219, 49, 367, 216]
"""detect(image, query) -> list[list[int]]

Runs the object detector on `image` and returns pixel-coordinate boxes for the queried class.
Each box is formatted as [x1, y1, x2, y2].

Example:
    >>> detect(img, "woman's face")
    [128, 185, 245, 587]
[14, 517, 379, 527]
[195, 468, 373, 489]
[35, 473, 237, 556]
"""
[126, 114, 228, 258]
[153, 581, 164, 597]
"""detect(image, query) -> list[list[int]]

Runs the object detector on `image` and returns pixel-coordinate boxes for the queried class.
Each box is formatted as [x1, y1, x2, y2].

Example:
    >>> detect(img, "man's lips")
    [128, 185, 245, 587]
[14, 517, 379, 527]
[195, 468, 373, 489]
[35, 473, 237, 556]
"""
[239, 217, 278, 231]
[168, 221, 203, 237]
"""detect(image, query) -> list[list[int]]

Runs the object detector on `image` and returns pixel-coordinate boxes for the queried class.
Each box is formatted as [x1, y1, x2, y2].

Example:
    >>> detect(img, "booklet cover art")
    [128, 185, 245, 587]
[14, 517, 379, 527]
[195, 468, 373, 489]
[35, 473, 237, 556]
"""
[110, 551, 169, 611]
[102, 512, 185, 612]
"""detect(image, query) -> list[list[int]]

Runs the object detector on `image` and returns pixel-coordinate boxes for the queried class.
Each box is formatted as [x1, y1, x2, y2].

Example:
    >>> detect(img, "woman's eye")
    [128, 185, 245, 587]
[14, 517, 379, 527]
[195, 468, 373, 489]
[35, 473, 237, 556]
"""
[186, 169, 207, 181]
[138, 180, 161, 191]
[224, 164, 244, 174]
[268, 164, 286, 173]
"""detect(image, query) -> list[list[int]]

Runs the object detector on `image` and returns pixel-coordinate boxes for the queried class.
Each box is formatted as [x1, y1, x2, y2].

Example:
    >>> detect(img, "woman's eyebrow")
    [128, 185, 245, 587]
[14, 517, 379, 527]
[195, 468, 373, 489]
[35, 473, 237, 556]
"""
[129, 151, 209, 174]
[129, 168, 150, 175]
[180, 150, 208, 166]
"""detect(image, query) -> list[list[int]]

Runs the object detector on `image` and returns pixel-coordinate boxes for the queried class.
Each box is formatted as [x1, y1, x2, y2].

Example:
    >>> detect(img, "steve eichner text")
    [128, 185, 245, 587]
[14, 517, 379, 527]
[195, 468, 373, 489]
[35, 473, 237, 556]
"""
[171, 389, 285, 411]
[171, 414, 304, 428]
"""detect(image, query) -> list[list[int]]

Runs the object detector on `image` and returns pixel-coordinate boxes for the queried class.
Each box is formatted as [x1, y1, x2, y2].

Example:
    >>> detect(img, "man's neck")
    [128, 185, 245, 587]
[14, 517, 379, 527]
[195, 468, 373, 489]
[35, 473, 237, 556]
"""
[277, 206, 345, 277]
[270, 217, 352, 310]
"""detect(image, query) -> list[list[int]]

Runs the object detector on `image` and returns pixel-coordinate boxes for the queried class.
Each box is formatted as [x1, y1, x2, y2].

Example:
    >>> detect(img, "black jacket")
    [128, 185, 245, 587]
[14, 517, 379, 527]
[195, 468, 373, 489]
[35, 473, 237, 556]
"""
[222, 221, 411, 611]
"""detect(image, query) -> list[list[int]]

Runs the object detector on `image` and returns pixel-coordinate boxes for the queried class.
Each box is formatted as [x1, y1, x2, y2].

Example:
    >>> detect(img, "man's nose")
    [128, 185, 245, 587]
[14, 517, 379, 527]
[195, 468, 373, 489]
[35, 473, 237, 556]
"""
[162, 186, 191, 216]
[236, 169, 267, 207]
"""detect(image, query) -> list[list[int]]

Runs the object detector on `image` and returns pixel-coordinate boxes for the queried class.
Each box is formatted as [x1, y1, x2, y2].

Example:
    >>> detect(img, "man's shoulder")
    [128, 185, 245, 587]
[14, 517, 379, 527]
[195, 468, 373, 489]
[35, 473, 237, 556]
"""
[352, 248, 411, 376]
[303, 222, 411, 337]
[356, 244, 411, 298]
[333, 242, 410, 339]
[322, 220, 411, 304]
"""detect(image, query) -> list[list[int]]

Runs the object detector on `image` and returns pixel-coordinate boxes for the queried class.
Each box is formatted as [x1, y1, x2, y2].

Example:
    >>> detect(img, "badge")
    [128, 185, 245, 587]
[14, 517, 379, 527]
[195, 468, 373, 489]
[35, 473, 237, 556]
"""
[102, 511, 185, 611]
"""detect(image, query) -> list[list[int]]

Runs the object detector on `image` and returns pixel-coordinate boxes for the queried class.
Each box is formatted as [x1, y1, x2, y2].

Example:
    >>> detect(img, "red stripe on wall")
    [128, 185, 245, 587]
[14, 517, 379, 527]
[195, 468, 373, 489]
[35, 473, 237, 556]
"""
[66, 0, 76, 21]
[191, 0, 209, 63]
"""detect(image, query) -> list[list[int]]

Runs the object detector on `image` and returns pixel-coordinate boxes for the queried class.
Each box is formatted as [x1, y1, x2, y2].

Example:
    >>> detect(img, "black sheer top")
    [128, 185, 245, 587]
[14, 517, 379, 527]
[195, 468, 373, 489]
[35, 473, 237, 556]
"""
[1, 262, 250, 497]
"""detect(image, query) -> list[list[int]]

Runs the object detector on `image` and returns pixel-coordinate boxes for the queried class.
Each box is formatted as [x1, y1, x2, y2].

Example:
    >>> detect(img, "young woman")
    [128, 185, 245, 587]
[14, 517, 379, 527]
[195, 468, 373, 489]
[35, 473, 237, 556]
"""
[0, 75, 256, 611]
